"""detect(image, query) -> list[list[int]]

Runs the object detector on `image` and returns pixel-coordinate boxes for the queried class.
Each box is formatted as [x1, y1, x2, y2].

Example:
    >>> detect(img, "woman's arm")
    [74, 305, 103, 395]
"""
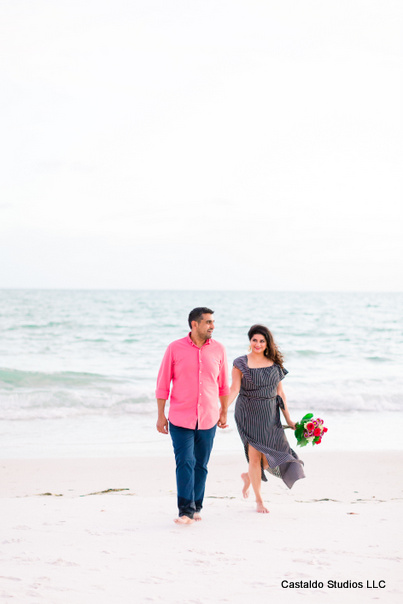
[218, 367, 242, 428]
[228, 367, 242, 406]
[277, 381, 296, 430]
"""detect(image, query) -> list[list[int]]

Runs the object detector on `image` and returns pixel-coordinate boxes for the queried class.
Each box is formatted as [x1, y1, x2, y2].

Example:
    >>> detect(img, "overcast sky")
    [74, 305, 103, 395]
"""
[1, 0, 402, 291]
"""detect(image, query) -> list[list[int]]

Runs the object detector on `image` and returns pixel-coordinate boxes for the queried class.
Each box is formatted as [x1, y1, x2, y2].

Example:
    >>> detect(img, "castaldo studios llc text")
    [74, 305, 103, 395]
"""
[281, 580, 386, 589]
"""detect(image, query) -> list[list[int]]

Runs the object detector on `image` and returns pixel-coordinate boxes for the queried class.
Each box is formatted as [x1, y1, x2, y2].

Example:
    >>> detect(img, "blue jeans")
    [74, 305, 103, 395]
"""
[169, 422, 217, 518]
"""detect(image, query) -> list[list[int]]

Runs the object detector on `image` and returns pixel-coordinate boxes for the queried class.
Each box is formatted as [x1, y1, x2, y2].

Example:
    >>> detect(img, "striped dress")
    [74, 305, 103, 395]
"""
[233, 355, 305, 489]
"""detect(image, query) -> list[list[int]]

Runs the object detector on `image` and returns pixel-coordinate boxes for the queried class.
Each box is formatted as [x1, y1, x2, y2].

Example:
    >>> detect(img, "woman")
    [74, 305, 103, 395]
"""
[228, 324, 305, 513]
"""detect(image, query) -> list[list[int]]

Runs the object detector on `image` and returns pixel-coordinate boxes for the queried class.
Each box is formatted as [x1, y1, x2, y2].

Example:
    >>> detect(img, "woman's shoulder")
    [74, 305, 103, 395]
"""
[233, 355, 247, 370]
[274, 363, 288, 379]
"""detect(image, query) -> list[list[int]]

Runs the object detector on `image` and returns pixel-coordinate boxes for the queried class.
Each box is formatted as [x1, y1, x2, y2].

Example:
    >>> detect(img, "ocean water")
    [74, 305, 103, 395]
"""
[0, 289, 402, 457]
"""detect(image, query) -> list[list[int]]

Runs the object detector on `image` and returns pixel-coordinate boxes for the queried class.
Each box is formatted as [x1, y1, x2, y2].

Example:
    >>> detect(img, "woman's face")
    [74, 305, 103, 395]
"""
[250, 334, 267, 354]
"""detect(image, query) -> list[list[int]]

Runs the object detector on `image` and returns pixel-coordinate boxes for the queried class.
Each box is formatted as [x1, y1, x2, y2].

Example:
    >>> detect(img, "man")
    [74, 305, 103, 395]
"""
[156, 307, 229, 524]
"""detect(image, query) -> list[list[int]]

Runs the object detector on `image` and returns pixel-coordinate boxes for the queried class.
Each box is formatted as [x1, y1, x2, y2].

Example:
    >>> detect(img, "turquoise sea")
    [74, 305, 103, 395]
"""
[0, 290, 402, 457]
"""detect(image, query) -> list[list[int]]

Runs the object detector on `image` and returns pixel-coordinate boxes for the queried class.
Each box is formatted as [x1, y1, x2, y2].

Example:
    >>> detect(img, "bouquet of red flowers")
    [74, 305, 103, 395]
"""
[294, 413, 328, 447]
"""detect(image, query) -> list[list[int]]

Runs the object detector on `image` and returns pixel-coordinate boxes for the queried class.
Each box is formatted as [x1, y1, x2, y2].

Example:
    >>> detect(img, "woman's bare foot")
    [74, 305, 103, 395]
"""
[256, 501, 269, 514]
[241, 472, 250, 498]
[174, 515, 195, 525]
[194, 512, 202, 522]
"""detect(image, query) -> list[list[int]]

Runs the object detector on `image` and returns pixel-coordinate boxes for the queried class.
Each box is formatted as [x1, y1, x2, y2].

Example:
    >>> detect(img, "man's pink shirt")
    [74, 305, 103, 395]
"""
[155, 334, 230, 430]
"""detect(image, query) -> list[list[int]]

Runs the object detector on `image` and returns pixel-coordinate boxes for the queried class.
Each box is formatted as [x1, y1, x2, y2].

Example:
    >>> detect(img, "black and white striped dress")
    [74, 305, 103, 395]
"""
[233, 355, 305, 489]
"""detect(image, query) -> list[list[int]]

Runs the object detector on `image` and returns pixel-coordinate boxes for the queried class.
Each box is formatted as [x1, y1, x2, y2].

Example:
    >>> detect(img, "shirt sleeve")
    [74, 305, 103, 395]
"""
[218, 347, 230, 396]
[155, 345, 174, 400]
[279, 366, 288, 381]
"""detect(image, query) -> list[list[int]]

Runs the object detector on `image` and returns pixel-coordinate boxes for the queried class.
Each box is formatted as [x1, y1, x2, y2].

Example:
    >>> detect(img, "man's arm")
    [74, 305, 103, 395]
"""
[217, 394, 229, 429]
[155, 345, 173, 434]
[217, 347, 230, 429]
[156, 398, 169, 434]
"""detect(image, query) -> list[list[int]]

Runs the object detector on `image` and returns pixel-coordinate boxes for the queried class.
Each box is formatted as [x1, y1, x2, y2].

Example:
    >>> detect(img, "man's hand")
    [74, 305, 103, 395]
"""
[156, 415, 169, 434]
[217, 410, 228, 429]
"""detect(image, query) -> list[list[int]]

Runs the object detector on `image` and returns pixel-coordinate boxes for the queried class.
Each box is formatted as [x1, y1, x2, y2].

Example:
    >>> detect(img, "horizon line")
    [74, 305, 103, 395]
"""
[0, 287, 402, 294]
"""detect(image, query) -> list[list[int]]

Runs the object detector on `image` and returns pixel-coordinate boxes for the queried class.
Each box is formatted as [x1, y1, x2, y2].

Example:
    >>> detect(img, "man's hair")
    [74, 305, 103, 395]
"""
[188, 307, 214, 328]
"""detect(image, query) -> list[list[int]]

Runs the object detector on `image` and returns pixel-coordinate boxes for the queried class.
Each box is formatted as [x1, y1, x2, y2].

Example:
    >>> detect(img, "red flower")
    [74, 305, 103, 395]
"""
[306, 422, 315, 431]
[323, 427, 328, 433]
[313, 427, 321, 437]
[315, 438, 322, 444]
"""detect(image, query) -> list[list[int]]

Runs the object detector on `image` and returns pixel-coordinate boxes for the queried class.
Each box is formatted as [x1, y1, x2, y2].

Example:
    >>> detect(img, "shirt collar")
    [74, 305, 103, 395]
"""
[187, 333, 212, 348]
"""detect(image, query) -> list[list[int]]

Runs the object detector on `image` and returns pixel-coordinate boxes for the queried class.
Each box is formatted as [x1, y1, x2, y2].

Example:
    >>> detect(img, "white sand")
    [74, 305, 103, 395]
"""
[0, 450, 402, 604]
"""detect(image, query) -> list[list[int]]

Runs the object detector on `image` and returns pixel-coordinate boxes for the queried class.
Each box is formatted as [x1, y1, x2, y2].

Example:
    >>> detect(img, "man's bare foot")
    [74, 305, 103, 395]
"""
[194, 512, 202, 522]
[256, 501, 269, 514]
[241, 472, 250, 498]
[174, 515, 195, 525]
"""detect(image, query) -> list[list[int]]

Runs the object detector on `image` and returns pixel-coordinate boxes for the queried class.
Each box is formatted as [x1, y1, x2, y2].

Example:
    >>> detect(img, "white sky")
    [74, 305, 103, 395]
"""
[1, 0, 402, 291]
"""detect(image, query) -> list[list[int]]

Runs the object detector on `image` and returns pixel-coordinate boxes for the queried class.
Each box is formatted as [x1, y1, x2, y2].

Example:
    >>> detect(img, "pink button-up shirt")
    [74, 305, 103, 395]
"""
[155, 334, 230, 430]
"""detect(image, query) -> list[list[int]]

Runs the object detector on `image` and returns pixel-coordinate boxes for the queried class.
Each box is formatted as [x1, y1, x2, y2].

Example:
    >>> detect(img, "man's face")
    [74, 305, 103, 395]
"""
[193, 313, 215, 340]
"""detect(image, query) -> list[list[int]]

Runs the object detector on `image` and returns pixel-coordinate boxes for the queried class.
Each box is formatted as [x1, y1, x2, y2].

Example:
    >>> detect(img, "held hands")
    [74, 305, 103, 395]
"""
[156, 415, 169, 434]
[217, 409, 228, 429]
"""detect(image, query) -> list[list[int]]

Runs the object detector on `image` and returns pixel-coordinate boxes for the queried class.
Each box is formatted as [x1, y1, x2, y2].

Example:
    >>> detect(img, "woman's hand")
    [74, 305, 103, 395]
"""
[287, 419, 296, 430]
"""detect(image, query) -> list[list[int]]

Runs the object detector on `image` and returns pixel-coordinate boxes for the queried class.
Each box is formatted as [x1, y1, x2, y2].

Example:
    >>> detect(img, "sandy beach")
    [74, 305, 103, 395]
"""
[0, 450, 402, 604]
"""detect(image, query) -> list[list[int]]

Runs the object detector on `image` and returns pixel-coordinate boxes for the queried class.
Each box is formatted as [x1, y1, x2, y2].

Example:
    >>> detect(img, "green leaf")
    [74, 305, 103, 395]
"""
[301, 413, 313, 422]
[296, 435, 308, 446]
